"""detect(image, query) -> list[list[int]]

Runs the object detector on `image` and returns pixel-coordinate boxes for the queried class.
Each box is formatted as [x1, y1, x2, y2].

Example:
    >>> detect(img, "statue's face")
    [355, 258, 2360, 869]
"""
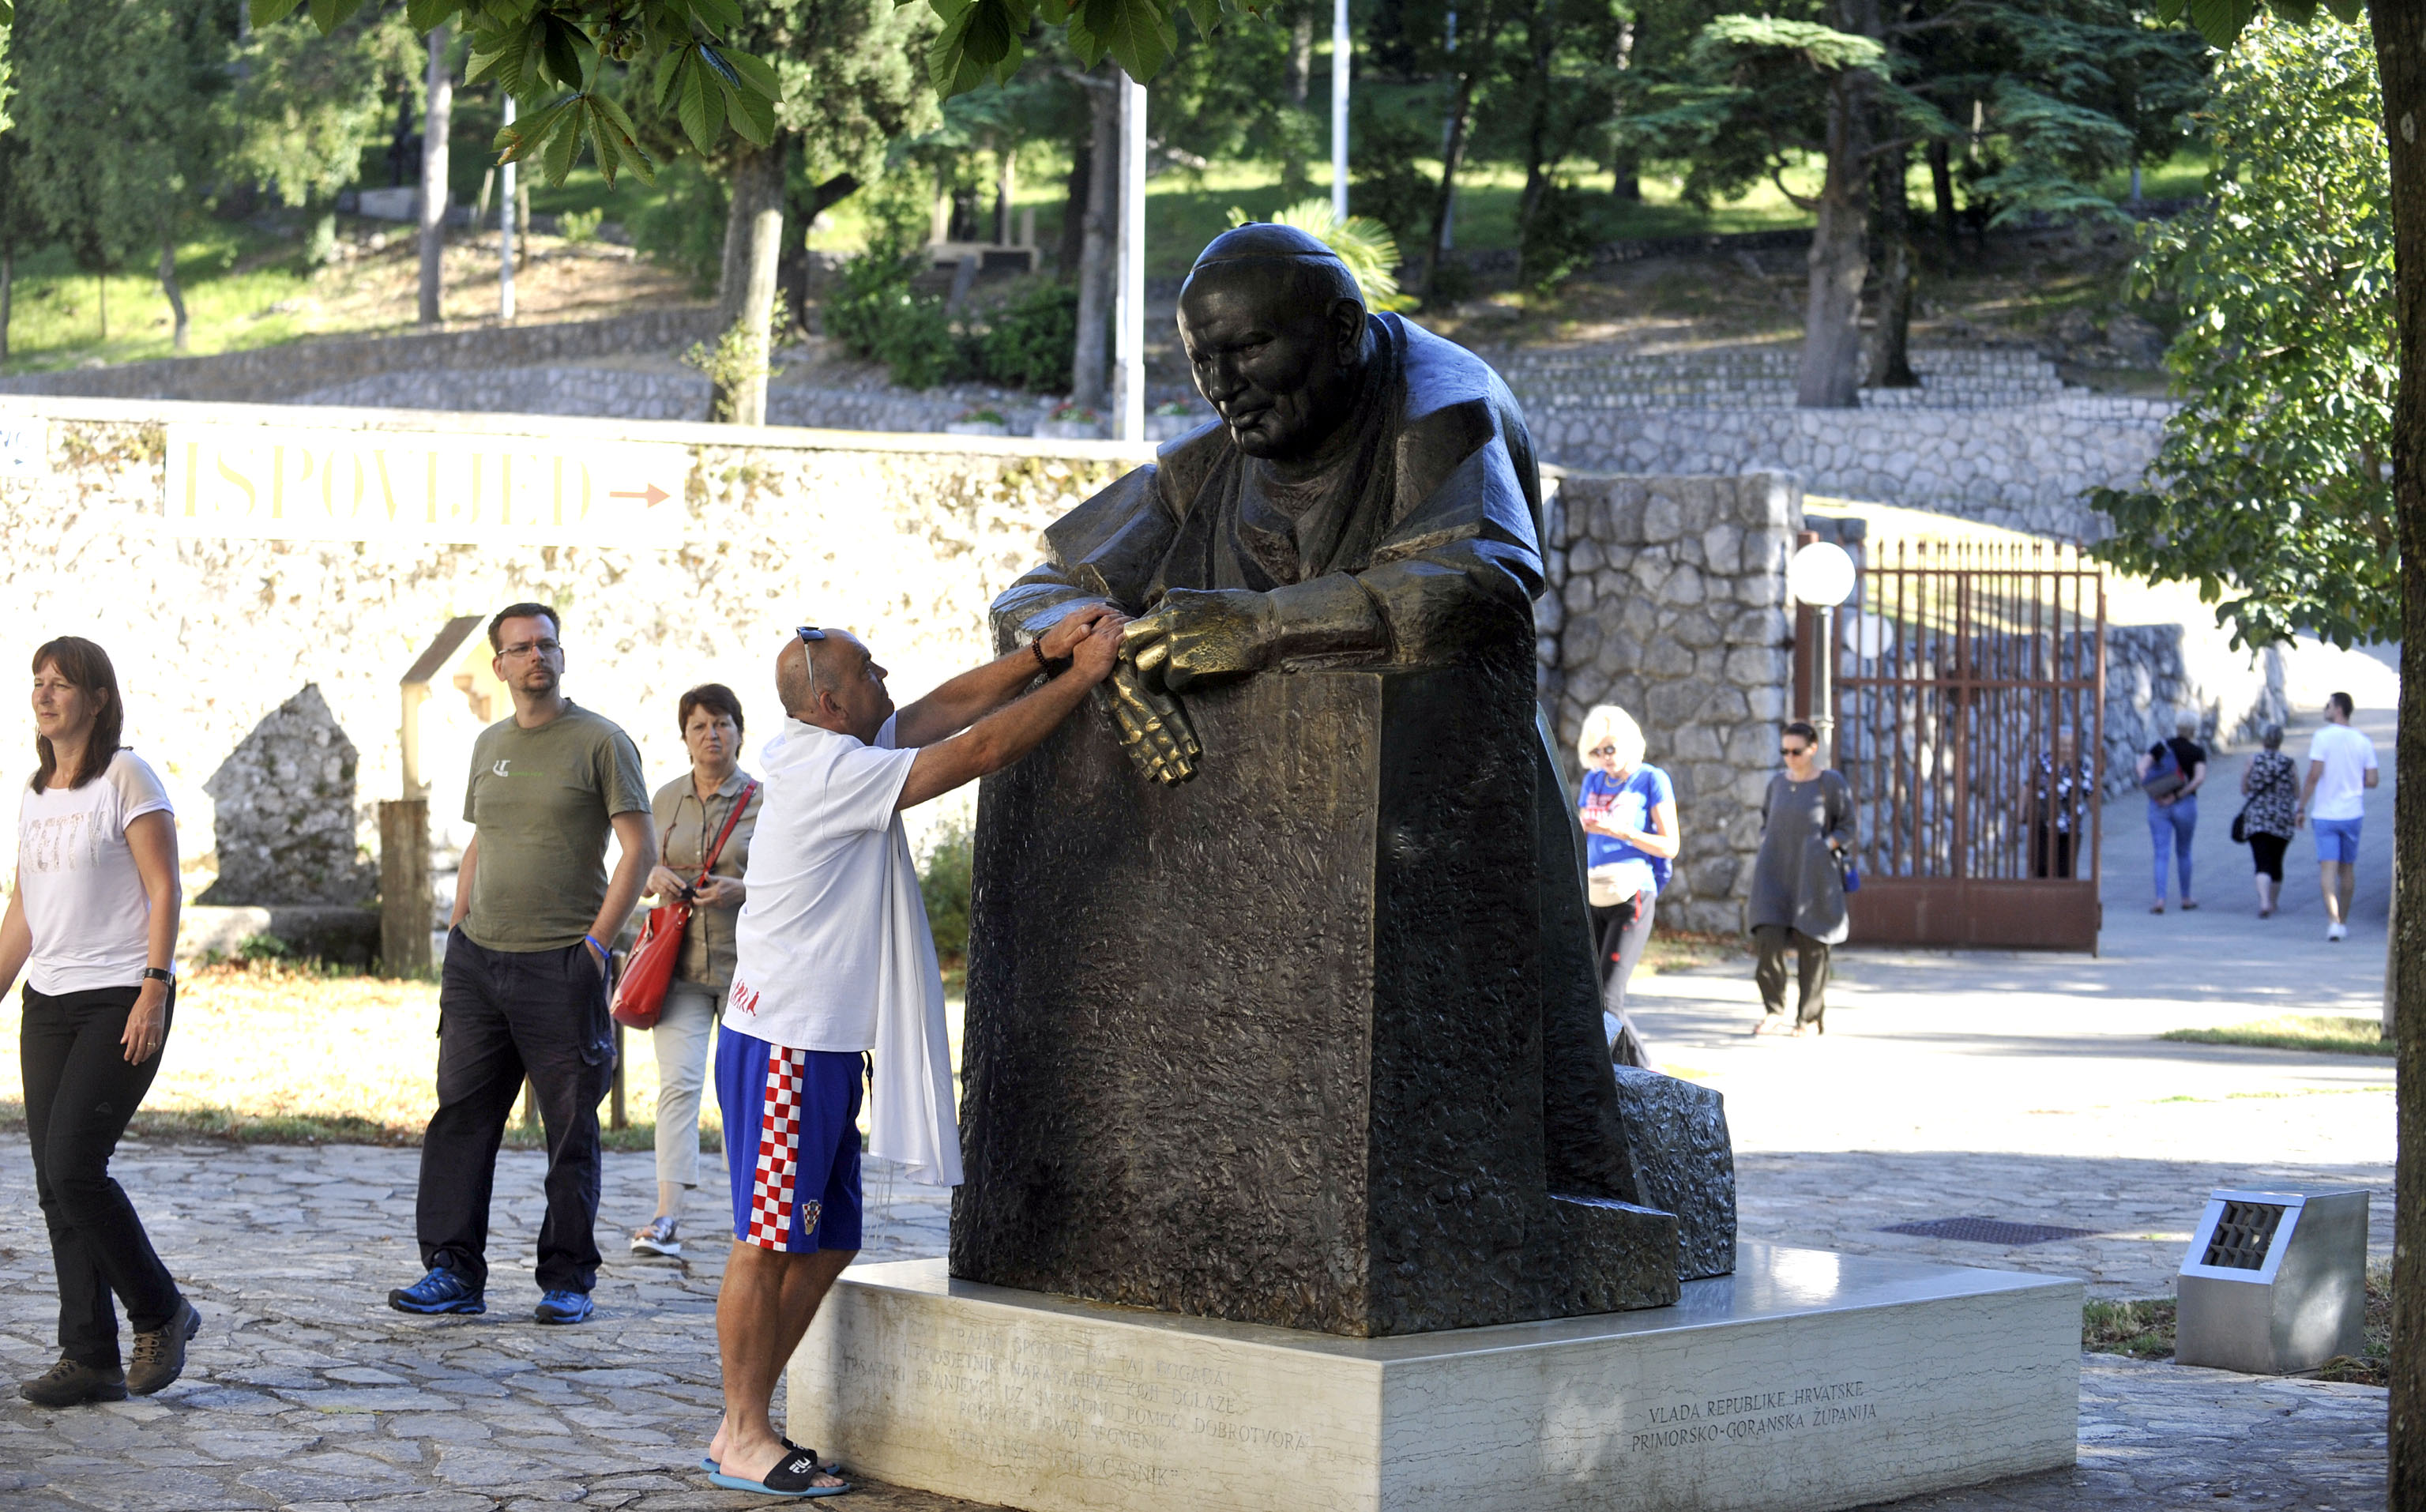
[1178, 265, 1364, 461]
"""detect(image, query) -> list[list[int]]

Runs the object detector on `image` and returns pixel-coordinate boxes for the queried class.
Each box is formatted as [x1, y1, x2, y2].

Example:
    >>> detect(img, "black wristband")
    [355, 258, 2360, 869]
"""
[1032, 640, 1066, 674]
[141, 966, 175, 984]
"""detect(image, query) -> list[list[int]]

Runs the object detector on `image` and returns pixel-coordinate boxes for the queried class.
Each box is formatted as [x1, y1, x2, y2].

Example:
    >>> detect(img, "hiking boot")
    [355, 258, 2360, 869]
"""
[535, 1289, 595, 1326]
[20, 1358, 127, 1408]
[389, 1267, 486, 1315]
[127, 1298, 200, 1395]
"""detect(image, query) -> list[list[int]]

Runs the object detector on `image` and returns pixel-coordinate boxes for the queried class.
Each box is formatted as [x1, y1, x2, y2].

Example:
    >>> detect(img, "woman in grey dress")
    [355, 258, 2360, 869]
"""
[1748, 721, 1854, 1036]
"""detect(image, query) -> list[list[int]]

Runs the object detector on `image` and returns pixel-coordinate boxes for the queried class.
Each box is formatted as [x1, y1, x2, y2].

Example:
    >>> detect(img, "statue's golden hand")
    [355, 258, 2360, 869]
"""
[1118, 589, 1275, 694]
[1101, 661, 1200, 784]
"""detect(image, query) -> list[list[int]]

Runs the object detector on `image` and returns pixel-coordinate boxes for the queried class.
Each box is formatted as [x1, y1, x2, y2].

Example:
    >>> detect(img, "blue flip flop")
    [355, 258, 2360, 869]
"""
[705, 1446, 851, 1498]
[698, 1441, 832, 1474]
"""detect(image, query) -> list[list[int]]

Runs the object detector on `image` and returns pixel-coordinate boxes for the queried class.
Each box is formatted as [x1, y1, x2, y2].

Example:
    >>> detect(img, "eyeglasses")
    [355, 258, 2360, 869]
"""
[498, 638, 561, 659]
[1589, 743, 1617, 757]
[1781, 745, 1811, 757]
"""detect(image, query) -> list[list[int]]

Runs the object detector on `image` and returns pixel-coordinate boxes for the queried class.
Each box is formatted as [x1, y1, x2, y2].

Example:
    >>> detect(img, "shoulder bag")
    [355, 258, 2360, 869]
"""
[612, 780, 758, 1030]
[2141, 744, 2187, 802]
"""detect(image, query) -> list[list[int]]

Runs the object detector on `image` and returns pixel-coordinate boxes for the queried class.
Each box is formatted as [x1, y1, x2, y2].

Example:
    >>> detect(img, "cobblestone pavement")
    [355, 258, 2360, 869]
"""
[0, 1138, 2389, 1511]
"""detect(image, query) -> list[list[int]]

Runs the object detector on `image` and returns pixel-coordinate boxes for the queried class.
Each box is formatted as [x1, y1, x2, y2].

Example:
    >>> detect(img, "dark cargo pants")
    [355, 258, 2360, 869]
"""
[416, 927, 615, 1294]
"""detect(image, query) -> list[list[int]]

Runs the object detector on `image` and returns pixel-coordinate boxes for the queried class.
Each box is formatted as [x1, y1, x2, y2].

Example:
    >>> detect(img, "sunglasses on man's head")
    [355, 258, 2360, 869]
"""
[796, 626, 828, 644]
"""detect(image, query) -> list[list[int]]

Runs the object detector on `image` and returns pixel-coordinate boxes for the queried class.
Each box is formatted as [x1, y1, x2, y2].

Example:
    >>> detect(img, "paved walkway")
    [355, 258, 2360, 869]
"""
[0, 700, 2397, 1510]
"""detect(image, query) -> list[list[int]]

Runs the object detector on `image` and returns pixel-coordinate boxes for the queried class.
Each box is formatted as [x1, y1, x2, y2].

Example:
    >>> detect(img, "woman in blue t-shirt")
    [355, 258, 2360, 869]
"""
[1575, 705, 1681, 1066]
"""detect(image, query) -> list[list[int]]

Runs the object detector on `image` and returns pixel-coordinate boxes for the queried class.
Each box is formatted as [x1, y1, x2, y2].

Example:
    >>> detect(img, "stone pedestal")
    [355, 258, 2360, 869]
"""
[956, 655, 1681, 1337]
[787, 1245, 2080, 1512]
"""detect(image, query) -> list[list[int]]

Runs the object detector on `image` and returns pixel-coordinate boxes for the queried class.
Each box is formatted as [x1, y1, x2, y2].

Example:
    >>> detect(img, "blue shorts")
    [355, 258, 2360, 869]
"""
[714, 1028, 863, 1253]
[2315, 816, 2362, 865]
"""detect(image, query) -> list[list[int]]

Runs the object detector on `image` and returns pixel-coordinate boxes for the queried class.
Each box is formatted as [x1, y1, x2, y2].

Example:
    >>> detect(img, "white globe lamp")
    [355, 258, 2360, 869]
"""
[1786, 540, 1857, 767]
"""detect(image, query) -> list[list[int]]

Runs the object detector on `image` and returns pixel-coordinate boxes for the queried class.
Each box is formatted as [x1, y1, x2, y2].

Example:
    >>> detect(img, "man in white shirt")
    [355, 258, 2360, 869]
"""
[2296, 691, 2379, 942]
[703, 607, 1123, 1497]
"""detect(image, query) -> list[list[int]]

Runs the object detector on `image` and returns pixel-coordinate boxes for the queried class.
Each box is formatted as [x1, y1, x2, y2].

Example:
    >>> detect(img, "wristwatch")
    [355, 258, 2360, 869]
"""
[141, 967, 175, 984]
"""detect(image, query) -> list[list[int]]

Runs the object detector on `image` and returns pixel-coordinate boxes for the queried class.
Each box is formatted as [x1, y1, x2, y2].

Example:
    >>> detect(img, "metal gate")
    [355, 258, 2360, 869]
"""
[1829, 540, 2107, 952]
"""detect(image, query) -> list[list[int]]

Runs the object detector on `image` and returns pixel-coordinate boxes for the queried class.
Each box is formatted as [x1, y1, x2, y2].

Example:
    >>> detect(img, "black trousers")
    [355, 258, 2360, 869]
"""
[21, 984, 183, 1369]
[2032, 826, 2075, 880]
[2251, 833, 2290, 882]
[416, 928, 615, 1294]
[1752, 925, 1832, 1027]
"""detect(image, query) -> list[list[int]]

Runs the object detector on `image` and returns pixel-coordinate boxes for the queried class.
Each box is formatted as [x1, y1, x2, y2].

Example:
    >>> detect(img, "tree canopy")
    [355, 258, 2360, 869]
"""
[2089, 16, 2394, 649]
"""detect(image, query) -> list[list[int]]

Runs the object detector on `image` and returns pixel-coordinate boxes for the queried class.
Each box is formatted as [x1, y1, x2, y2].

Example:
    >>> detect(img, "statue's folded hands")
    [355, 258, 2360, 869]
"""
[1101, 662, 1199, 783]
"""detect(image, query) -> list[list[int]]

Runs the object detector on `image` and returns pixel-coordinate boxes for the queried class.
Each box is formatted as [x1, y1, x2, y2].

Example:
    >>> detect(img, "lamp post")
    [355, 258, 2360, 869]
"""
[1787, 540, 1856, 767]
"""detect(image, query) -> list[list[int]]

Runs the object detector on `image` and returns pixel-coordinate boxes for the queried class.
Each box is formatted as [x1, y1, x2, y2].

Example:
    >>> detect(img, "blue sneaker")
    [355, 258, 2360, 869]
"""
[388, 1268, 485, 1315]
[534, 1289, 594, 1326]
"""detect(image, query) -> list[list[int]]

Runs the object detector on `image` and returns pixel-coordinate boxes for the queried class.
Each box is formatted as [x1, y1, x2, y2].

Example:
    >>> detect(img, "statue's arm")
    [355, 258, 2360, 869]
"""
[990, 465, 1175, 649]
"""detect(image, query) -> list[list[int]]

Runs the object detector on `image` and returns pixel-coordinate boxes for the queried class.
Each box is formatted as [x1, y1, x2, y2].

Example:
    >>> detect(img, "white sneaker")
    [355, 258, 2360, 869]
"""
[2327, 923, 2348, 942]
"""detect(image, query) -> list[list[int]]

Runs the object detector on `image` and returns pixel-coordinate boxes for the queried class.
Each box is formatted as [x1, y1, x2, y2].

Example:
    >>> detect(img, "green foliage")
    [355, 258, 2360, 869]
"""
[558, 205, 604, 241]
[683, 290, 790, 419]
[919, 820, 973, 969]
[977, 278, 1078, 391]
[1349, 102, 1437, 250]
[826, 243, 963, 387]
[2089, 17, 2394, 650]
[1231, 197, 1415, 311]
[631, 153, 729, 290]
[1518, 182, 1597, 292]
[10, 0, 235, 274]
[220, 6, 420, 215]
[236, 932, 295, 963]
[2156, 0, 2364, 50]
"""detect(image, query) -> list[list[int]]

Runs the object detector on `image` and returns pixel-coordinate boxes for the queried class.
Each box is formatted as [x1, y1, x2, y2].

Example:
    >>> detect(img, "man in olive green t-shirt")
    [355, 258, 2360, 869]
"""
[388, 603, 656, 1326]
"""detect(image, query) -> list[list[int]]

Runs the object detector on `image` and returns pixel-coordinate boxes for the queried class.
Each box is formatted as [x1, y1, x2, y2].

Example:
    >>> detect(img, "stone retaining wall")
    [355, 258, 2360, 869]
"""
[0, 308, 721, 404]
[1536, 472, 1803, 935]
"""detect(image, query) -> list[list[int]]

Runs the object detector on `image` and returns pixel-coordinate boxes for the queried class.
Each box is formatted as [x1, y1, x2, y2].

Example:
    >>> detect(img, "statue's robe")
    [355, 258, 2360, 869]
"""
[989, 311, 1645, 1228]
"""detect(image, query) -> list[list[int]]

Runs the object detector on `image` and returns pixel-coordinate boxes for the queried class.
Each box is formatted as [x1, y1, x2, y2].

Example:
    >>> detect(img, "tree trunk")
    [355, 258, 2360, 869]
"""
[158, 231, 189, 354]
[717, 208, 784, 426]
[418, 25, 452, 329]
[1608, 18, 1639, 203]
[1926, 137, 1956, 255]
[1869, 142, 1916, 389]
[2368, 8, 2426, 1504]
[1796, 12, 1873, 409]
[781, 172, 859, 324]
[1072, 70, 1119, 410]
[514, 173, 529, 273]
[1427, 44, 1491, 293]
[1059, 135, 1092, 278]
[1513, 0, 1558, 250]
[717, 137, 791, 325]
[1290, 5, 1314, 105]
[1, 246, 13, 364]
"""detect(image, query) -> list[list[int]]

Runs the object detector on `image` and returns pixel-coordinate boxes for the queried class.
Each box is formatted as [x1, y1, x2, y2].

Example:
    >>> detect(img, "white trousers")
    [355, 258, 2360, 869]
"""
[652, 980, 722, 1190]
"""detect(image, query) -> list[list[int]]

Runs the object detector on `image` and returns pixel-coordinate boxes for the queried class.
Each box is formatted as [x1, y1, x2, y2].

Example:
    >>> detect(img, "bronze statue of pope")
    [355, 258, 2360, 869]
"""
[994, 220, 1548, 780]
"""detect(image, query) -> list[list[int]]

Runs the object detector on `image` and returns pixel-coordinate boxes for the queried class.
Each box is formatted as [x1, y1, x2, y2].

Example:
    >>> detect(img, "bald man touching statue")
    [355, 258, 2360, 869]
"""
[704, 608, 1123, 1499]
[950, 225, 1732, 1342]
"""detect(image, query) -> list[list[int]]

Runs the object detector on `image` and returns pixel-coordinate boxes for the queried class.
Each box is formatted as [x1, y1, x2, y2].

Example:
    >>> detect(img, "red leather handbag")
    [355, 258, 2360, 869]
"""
[611, 780, 757, 1030]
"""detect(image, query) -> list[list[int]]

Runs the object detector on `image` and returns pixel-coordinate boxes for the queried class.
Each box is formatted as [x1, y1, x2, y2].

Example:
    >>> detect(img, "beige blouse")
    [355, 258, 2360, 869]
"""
[647, 768, 762, 991]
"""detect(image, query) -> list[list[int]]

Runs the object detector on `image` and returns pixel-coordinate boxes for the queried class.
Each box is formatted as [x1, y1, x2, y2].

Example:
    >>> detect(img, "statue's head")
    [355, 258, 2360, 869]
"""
[1179, 224, 1370, 461]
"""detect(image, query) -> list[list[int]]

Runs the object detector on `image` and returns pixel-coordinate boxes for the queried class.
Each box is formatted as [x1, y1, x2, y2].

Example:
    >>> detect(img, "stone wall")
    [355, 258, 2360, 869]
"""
[1524, 393, 2169, 541]
[0, 309, 722, 404]
[1535, 472, 1803, 935]
[2101, 626, 2287, 797]
[0, 397, 1148, 899]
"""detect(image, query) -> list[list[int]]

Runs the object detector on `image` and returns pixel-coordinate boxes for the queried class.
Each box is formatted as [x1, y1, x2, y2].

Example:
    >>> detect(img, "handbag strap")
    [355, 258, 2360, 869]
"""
[694, 780, 758, 883]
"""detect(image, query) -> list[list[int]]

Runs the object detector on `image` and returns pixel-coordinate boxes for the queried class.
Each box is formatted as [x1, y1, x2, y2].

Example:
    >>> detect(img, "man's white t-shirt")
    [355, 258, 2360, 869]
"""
[2307, 722, 2379, 822]
[17, 750, 174, 995]
[726, 714, 962, 1186]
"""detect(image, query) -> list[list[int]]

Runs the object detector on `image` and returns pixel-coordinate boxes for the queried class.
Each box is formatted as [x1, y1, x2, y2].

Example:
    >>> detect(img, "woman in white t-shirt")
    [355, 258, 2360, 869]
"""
[0, 638, 197, 1407]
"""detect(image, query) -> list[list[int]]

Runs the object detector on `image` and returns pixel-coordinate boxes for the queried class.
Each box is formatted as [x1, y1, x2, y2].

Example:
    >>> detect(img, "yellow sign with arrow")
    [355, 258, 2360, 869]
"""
[164, 423, 690, 547]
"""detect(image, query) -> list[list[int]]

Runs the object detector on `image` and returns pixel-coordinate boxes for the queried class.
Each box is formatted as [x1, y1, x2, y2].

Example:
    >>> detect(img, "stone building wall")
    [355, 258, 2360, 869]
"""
[0, 398, 1146, 893]
[1535, 472, 1804, 935]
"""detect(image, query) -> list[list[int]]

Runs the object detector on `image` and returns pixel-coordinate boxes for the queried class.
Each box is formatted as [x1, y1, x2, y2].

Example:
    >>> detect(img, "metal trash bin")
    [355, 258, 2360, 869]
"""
[2176, 1187, 2369, 1375]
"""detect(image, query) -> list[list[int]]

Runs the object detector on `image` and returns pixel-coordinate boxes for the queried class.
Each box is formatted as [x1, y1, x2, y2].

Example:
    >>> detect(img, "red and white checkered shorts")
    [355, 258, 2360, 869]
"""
[715, 1029, 864, 1254]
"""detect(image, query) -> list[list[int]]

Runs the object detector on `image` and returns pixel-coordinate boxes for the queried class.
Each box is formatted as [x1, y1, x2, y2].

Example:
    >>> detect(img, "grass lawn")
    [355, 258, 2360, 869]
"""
[2159, 1015, 2394, 1057]
[0, 961, 717, 1152]
[2081, 1257, 2393, 1386]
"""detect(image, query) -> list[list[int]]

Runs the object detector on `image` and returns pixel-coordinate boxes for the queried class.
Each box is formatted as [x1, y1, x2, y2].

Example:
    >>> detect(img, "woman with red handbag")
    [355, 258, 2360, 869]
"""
[626, 685, 762, 1259]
